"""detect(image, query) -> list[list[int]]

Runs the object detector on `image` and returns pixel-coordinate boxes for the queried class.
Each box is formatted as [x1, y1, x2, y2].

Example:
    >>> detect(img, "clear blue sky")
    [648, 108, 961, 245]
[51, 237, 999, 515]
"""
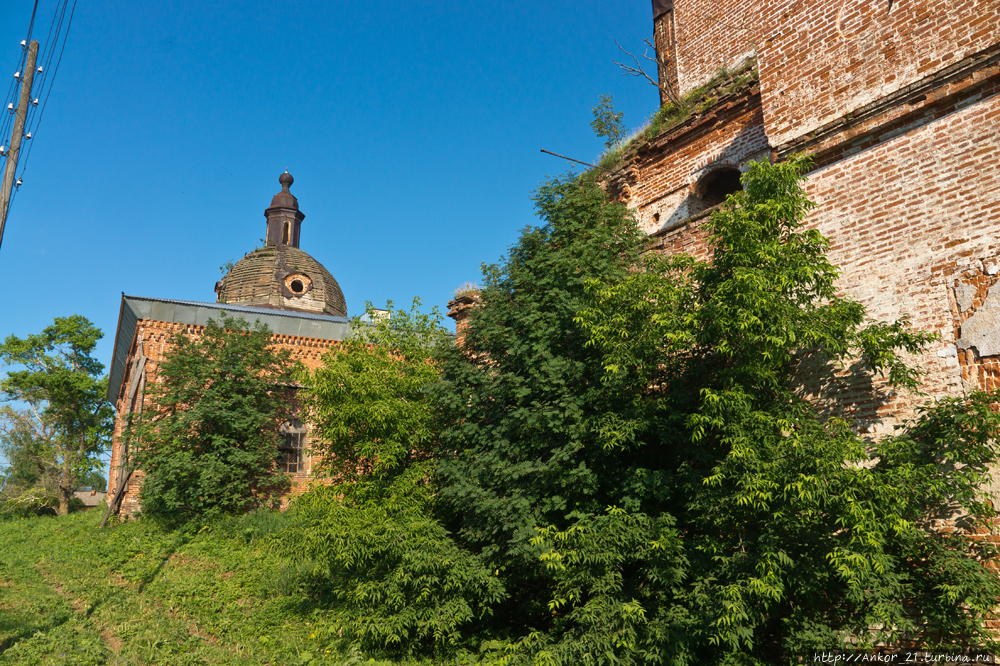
[1, 0, 658, 369]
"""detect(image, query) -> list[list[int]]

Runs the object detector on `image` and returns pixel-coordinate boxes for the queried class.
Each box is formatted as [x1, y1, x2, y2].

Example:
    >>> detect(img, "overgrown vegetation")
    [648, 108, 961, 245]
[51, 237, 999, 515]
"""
[590, 94, 627, 150]
[597, 59, 759, 172]
[131, 314, 301, 521]
[3, 160, 999, 665]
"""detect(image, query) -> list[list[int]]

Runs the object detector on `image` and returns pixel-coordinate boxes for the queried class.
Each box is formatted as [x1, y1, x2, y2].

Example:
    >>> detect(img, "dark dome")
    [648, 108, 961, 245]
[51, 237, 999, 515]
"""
[217, 245, 347, 317]
[269, 172, 299, 210]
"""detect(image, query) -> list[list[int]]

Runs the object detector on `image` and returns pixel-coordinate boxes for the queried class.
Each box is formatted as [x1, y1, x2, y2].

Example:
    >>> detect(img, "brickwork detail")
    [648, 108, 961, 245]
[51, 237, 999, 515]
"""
[608, 85, 769, 236]
[755, 0, 1000, 147]
[670, 0, 757, 95]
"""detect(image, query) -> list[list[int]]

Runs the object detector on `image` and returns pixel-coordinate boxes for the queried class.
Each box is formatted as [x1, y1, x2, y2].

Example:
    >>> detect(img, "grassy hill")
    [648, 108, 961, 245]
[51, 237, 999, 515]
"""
[0, 511, 408, 666]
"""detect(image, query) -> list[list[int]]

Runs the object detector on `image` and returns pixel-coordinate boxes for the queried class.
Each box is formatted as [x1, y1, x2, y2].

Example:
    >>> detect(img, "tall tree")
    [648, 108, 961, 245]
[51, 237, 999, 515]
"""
[131, 314, 300, 521]
[433, 171, 655, 628]
[0, 316, 114, 516]
[545, 156, 1000, 662]
[431, 159, 1000, 663]
[288, 301, 504, 658]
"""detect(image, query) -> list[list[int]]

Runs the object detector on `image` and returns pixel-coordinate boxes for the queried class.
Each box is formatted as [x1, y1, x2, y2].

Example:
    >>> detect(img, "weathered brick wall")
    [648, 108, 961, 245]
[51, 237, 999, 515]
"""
[106, 319, 340, 516]
[756, 0, 1000, 147]
[613, 89, 1000, 440]
[670, 0, 758, 95]
[664, 0, 999, 146]
[802, 92, 1000, 431]
[608, 85, 769, 235]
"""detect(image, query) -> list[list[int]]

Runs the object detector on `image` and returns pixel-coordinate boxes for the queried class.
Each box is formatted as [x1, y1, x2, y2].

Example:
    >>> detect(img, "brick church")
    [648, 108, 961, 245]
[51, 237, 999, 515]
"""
[105, 0, 999, 516]
[104, 172, 351, 516]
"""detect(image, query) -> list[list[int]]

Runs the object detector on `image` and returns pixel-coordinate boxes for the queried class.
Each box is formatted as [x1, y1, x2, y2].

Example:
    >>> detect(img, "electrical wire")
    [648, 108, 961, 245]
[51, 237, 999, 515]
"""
[0, 0, 39, 168]
[23, 0, 69, 134]
[17, 0, 76, 182]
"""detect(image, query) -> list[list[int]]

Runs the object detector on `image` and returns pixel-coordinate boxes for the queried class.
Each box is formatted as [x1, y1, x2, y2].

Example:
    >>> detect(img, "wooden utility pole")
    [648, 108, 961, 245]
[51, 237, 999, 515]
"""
[0, 39, 39, 253]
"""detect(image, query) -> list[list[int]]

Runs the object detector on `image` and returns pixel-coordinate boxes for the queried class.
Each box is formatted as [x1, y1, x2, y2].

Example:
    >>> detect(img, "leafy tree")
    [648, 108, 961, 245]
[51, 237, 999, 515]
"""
[0, 316, 113, 516]
[591, 94, 626, 149]
[431, 158, 1000, 663]
[544, 155, 1000, 662]
[74, 468, 107, 492]
[286, 300, 503, 658]
[433, 171, 655, 629]
[301, 299, 450, 509]
[131, 314, 300, 521]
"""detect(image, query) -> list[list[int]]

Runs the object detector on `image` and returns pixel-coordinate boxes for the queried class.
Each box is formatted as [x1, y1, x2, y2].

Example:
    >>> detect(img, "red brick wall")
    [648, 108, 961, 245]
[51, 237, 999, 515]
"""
[666, 0, 999, 147]
[616, 90, 1000, 440]
[107, 319, 341, 516]
[609, 86, 770, 235]
[755, 0, 1000, 146]
[671, 0, 758, 95]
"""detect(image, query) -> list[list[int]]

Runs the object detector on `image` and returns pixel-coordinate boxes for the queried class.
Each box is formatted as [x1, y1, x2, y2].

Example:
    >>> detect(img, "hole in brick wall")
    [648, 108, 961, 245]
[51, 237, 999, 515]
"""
[685, 167, 744, 219]
[290, 279, 304, 294]
[695, 168, 743, 208]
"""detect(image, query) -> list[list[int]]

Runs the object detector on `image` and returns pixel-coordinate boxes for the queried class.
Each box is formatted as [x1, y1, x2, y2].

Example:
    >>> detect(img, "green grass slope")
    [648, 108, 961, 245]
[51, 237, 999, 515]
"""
[0, 512, 407, 666]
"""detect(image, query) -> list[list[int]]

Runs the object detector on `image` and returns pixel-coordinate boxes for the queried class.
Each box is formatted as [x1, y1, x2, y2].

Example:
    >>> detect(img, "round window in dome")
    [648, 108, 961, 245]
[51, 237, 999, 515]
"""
[284, 273, 313, 297]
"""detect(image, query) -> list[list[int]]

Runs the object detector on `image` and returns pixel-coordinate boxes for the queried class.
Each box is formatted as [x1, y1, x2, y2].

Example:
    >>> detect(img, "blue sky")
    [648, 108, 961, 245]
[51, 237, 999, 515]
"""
[1, 0, 658, 374]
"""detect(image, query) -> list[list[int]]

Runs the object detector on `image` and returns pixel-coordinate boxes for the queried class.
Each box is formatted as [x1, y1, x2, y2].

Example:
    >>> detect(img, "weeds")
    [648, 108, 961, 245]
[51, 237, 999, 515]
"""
[597, 58, 758, 172]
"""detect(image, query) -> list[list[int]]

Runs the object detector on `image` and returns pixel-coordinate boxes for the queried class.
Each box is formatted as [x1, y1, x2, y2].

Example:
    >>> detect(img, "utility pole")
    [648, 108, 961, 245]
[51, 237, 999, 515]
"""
[0, 39, 39, 253]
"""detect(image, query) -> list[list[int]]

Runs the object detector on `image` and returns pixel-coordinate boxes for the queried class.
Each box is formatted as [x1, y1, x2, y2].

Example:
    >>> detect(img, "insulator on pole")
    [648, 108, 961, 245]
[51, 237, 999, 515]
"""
[24, 133, 31, 139]
[15, 178, 22, 187]
[13, 71, 20, 79]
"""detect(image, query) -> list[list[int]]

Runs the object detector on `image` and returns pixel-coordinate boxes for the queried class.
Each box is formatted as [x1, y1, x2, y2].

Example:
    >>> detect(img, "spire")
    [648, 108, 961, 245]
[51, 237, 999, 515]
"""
[264, 170, 305, 247]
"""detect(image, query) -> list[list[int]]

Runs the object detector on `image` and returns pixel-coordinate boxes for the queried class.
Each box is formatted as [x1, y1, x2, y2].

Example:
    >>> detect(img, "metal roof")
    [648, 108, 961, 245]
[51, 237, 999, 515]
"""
[106, 294, 351, 402]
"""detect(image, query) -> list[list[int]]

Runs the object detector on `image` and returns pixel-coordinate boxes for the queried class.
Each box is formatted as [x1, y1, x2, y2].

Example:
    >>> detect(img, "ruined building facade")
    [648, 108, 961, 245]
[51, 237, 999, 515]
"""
[608, 0, 1000, 440]
[105, 174, 349, 516]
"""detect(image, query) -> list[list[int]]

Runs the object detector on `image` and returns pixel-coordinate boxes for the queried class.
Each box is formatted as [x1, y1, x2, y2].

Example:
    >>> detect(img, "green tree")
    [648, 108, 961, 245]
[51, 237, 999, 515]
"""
[431, 158, 1000, 663]
[0, 316, 113, 516]
[549, 155, 1000, 662]
[591, 94, 626, 149]
[433, 171, 655, 629]
[301, 299, 450, 508]
[132, 314, 300, 521]
[285, 300, 503, 658]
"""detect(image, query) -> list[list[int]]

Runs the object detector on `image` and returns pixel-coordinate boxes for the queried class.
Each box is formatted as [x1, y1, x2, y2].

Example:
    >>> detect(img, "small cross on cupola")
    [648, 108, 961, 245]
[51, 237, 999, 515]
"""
[264, 170, 305, 248]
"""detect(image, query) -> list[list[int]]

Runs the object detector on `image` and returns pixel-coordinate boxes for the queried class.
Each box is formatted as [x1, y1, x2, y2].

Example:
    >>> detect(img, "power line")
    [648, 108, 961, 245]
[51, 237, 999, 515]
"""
[17, 0, 76, 184]
[0, 0, 40, 172]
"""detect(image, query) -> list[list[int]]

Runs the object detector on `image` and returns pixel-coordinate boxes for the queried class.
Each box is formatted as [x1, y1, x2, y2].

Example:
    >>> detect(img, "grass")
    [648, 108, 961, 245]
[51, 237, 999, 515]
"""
[0, 512, 409, 665]
[597, 59, 759, 173]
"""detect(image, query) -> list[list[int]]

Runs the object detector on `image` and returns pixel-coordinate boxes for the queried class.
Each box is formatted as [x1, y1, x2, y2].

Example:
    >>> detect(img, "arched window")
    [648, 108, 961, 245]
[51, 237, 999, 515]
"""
[278, 420, 307, 474]
[691, 167, 743, 214]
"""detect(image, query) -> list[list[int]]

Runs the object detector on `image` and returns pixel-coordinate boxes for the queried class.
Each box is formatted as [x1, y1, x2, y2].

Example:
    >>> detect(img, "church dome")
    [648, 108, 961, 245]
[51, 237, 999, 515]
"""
[215, 172, 347, 317]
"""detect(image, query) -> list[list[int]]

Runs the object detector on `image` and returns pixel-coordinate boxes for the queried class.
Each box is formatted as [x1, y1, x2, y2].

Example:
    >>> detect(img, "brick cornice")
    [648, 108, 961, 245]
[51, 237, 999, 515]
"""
[777, 42, 1000, 168]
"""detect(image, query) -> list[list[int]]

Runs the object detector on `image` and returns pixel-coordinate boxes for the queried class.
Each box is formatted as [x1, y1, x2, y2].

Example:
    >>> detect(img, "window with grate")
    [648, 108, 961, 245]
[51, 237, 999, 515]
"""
[278, 420, 307, 474]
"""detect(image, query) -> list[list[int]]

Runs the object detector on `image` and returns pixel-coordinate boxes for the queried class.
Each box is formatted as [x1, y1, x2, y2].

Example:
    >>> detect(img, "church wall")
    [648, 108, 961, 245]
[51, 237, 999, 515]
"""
[609, 85, 769, 237]
[107, 318, 341, 517]
[662, 0, 999, 148]
[755, 0, 1000, 147]
[669, 0, 759, 96]
[611, 89, 1000, 439]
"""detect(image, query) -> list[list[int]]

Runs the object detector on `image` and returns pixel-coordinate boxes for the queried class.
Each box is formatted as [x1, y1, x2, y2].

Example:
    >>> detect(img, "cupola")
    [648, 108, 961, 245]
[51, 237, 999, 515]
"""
[215, 172, 347, 317]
